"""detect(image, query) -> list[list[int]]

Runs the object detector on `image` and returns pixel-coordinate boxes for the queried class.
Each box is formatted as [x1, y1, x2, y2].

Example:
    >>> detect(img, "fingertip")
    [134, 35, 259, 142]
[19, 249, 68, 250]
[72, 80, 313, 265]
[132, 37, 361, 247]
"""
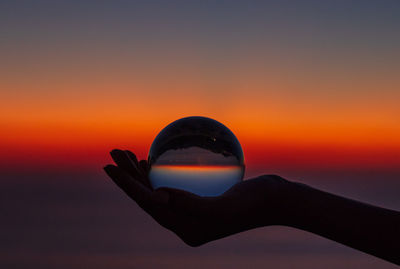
[110, 149, 120, 154]
[125, 150, 139, 165]
[103, 164, 112, 171]
[103, 164, 117, 175]
[110, 149, 123, 158]
[104, 164, 114, 168]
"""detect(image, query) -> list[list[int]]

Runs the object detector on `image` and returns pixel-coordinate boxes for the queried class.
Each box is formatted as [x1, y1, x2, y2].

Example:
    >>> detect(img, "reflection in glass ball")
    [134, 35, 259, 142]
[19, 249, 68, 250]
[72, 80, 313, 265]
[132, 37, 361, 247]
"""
[148, 116, 245, 197]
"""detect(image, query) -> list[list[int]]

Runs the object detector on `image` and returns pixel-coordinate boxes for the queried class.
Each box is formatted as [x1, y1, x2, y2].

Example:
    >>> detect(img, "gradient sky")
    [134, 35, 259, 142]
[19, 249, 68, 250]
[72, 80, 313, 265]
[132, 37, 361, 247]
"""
[1, 0, 400, 174]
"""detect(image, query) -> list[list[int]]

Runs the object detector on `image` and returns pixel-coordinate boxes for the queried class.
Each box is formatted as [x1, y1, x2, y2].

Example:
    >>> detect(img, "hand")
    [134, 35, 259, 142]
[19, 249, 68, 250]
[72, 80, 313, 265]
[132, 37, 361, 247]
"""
[104, 149, 400, 264]
[104, 149, 294, 246]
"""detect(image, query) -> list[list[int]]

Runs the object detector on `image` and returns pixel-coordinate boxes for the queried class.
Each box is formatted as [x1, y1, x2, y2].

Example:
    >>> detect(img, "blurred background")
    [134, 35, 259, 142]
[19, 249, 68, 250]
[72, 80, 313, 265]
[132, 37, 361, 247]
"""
[1, 1, 399, 268]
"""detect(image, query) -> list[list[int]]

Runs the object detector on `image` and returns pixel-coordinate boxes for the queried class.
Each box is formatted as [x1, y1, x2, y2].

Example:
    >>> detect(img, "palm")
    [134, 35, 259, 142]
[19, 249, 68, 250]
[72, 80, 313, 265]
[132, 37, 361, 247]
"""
[104, 149, 289, 246]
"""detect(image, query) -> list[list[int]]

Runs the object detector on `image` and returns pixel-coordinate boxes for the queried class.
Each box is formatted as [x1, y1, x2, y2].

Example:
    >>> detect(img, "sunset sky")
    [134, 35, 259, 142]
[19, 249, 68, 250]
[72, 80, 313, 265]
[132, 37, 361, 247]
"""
[1, 0, 400, 174]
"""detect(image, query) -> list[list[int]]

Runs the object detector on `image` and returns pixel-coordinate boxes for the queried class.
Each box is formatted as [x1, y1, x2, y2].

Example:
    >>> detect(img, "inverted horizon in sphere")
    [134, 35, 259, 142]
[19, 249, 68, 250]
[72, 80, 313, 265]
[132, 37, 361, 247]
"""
[152, 164, 244, 170]
[149, 164, 243, 196]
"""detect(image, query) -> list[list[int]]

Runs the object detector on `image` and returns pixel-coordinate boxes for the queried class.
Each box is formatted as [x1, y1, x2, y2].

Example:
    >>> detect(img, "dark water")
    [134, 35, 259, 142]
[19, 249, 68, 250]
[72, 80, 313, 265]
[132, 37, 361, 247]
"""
[1, 169, 399, 269]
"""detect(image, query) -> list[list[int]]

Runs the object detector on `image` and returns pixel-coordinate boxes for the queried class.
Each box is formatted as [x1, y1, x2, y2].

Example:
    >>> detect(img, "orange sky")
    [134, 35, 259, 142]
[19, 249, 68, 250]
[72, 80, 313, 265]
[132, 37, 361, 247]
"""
[2, 85, 400, 173]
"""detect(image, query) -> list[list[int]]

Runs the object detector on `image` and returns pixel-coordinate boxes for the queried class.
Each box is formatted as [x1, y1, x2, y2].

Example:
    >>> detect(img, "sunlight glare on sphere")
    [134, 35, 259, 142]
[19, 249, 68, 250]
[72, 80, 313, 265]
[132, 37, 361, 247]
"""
[148, 116, 245, 197]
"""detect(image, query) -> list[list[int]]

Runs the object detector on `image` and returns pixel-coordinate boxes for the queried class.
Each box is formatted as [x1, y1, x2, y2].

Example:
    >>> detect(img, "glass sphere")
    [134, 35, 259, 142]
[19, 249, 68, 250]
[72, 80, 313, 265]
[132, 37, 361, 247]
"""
[148, 116, 245, 197]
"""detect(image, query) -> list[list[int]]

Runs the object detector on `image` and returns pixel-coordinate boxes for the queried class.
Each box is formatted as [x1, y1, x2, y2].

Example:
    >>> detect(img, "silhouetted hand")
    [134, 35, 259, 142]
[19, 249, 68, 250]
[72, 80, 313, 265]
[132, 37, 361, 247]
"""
[104, 149, 293, 246]
[104, 149, 400, 265]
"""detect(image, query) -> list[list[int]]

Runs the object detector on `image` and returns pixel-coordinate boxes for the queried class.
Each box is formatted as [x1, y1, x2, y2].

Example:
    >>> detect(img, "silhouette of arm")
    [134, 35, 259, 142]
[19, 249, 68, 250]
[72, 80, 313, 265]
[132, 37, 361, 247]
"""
[104, 149, 400, 265]
[285, 182, 400, 265]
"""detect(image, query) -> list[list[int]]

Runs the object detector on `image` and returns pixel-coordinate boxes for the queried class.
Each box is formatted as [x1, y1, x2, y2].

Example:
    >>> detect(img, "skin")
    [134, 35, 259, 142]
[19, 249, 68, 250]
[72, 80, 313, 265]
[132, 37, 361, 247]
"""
[104, 149, 400, 265]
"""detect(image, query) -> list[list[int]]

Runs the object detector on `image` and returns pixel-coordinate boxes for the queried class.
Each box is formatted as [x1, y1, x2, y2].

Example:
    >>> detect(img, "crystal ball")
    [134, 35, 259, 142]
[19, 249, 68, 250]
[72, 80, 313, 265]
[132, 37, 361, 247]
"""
[148, 116, 245, 197]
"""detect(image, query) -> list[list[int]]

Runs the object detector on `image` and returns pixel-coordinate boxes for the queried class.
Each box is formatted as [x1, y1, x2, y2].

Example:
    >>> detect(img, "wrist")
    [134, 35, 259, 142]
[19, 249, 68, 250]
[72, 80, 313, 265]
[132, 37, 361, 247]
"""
[274, 180, 312, 227]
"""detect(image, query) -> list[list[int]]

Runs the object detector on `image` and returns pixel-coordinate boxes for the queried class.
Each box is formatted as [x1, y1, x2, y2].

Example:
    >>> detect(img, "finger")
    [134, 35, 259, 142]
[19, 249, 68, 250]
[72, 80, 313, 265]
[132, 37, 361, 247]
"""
[110, 149, 145, 183]
[104, 164, 152, 210]
[125, 150, 139, 167]
[139, 160, 149, 174]
[125, 151, 152, 188]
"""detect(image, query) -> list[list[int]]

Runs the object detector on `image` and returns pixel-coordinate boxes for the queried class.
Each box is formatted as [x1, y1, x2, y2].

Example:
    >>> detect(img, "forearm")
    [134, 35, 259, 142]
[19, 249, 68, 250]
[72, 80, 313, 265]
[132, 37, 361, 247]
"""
[284, 181, 400, 264]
